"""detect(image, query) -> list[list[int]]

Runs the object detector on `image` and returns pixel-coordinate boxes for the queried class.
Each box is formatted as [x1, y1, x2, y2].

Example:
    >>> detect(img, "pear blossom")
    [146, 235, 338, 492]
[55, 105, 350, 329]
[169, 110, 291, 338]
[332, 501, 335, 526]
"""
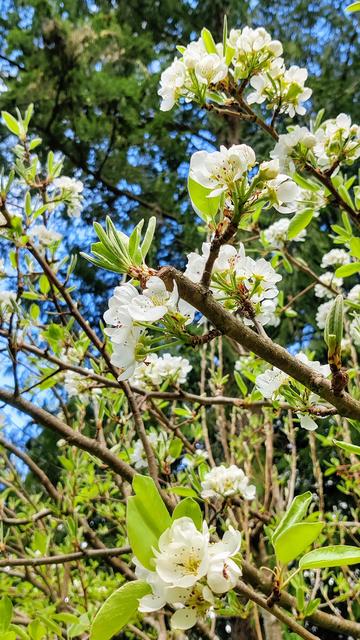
[247, 63, 312, 118]
[265, 174, 300, 213]
[313, 113, 360, 169]
[110, 327, 147, 381]
[0, 290, 16, 321]
[321, 249, 351, 268]
[130, 431, 177, 470]
[28, 224, 62, 247]
[135, 516, 242, 629]
[315, 300, 333, 330]
[207, 527, 242, 593]
[158, 59, 187, 111]
[228, 27, 283, 78]
[103, 283, 141, 344]
[53, 176, 84, 217]
[127, 276, 179, 322]
[264, 218, 306, 248]
[189, 145, 256, 197]
[314, 272, 343, 299]
[201, 465, 256, 500]
[348, 284, 360, 304]
[64, 368, 99, 398]
[270, 126, 317, 173]
[295, 352, 330, 378]
[154, 517, 210, 588]
[182, 38, 207, 69]
[282, 66, 312, 117]
[255, 367, 289, 399]
[195, 54, 228, 86]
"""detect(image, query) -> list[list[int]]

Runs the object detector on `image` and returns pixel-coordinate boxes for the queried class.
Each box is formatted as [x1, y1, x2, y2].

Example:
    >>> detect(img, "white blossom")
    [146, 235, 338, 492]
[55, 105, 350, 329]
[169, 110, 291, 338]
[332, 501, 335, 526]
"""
[28, 224, 62, 248]
[299, 414, 318, 431]
[265, 174, 300, 213]
[321, 249, 351, 268]
[189, 145, 256, 197]
[53, 176, 84, 217]
[127, 276, 179, 323]
[270, 126, 317, 173]
[155, 517, 210, 588]
[136, 517, 242, 629]
[64, 368, 99, 398]
[314, 272, 343, 299]
[313, 113, 360, 170]
[255, 367, 289, 399]
[264, 218, 306, 248]
[315, 300, 333, 330]
[130, 431, 169, 470]
[228, 27, 283, 78]
[201, 465, 256, 500]
[0, 290, 16, 320]
[348, 284, 360, 304]
[195, 54, 228, 86]
[158, 59, 188, 111]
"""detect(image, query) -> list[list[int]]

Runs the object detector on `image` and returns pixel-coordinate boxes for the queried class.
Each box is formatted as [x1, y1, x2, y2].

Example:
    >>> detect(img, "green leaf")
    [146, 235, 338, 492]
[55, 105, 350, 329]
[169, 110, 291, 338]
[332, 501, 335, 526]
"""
[140, 216, 156, 259]
[333, 439, 360, 456]
[168, 437, 183, 459]
[287, 209, 313, 240]
[188, 176, 221, 223]
[201, 27, 217, 53]
[127, 475, 171, 570]
[2, 111, 20, 136]
[274, 522, 324, 565]
[335, 262, 360, 277]
[90, 581, 151, 640]
[0, 597, 13, 633]
[292, 173, 319, 192]
[346, 1, 360, 11]
[299, 545, 360, 570]
[28, 620, 47, 640]
[172, 497, 203, 530]
[272, 492, 312, 544]
[350, 238, 360, 259]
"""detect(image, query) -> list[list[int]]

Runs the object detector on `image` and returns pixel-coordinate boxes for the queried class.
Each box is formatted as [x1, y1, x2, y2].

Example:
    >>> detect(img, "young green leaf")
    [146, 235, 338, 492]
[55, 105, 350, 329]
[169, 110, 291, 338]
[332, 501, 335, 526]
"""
[127, 475, 171, 570]
[188, 176, 221, 223]
[335, 262, 360, 278]
[201, 27, 217, 53]
[273, 522, 324, 565]
[287, 209, 313, 240]
[0, 597, 13, 633]
[299, 545, 360, 570]
[1, 111, 20, 136]
[172, 497, 203, 530]
[333, 439, 360, 456]
[272, 491, 312, 544]
[90, 581, 151, 640]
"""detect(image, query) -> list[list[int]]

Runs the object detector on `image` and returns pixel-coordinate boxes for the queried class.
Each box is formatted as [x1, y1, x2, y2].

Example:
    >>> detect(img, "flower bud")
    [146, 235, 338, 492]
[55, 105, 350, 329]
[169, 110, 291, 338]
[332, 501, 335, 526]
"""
[324, 294, 344, 368]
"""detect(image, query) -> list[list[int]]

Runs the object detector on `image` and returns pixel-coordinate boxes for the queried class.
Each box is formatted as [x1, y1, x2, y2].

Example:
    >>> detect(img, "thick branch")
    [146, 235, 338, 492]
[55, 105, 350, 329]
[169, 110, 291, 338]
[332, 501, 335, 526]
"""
[158, 268, 360, 420]
[0, 546, 130, 568]
[0, 391, 135, 483]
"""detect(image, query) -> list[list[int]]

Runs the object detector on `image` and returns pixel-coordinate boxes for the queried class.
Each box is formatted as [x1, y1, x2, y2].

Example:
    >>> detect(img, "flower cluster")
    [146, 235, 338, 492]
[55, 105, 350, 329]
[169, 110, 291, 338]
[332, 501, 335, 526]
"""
[189, 144, 299, 214]
[52, 176, 84, 218]
[64, 368, 99, 398]
[136, 516, 242, 629]
[184, 242, 282, 327]
[130, 352, 192, 389]
[201, 465, 256, 500]
[0, 290, 16, 321]
[271, 114, 360, 175]
[130, 431, 176, 471]
[321, 249, 351, 269]
[314, 272, 343, 299]
[28, 224, 62, 248]
[159, 26, 312, 119]
[255, 353, 330, 430]
[104, 278, 190, 380]
[263, 217, 306, 248]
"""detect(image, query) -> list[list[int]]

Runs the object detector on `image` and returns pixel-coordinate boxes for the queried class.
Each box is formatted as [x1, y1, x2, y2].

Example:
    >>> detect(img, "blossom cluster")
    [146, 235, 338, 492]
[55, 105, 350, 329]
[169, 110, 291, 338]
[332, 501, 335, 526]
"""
[271, 114, 360, 175]
[130, 431, 175, 470]
[135, 516, 242, 629]
[184, 241, 282, 326]
[255, 352, 330, 430]
[103, 278, 191, 380]
[201, 465, 256, 500]
[158, 26, 312, 118]
[130, 352, 192, 389]
[190, 144, 300, 214]
[52, 176, 84, 218]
